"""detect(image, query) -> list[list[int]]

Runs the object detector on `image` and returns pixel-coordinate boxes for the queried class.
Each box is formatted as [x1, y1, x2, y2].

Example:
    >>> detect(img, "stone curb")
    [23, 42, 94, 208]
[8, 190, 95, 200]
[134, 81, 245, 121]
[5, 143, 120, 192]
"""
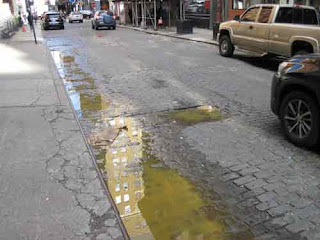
[45, 41, 130, 239]
[118, 24, 219, 46]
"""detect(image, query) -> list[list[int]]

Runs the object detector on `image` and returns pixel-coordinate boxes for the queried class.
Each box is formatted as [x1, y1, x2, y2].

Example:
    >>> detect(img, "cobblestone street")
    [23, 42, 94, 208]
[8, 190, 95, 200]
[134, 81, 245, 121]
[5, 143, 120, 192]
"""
[44, 21, 320, 240]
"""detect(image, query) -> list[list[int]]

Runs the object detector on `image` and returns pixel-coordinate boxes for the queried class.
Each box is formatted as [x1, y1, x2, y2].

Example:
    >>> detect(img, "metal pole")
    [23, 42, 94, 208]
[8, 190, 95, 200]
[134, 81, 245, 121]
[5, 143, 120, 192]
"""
[144, 0, 146, 28]
[25, 0, 37, 44]
[180, 0, 182, 21]
[32, 18, 37, 44]
[154, 0, 156, 30]
[209, 0, 214, 29]
[168, 0, 171, 27]
[135, 0, 138, 26]
[131, 1, 134, 25]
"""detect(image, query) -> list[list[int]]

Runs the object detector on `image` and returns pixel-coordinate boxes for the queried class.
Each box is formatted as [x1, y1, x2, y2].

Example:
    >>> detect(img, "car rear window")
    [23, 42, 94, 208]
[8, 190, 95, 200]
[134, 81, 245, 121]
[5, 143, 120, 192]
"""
[276, 7, 318, 25]
[293, 8, 303, 24]
[303, 9, 318, 25]
[275, 7, 293, 23]
[73, 12, 80, 15]
[99, 11, 114, 16]
[48, 14, 61, 19]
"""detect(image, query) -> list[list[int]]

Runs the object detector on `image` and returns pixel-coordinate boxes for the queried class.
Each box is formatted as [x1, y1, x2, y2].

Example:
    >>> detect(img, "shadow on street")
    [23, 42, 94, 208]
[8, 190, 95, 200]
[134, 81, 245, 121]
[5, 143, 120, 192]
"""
[233, 54, 284, 72]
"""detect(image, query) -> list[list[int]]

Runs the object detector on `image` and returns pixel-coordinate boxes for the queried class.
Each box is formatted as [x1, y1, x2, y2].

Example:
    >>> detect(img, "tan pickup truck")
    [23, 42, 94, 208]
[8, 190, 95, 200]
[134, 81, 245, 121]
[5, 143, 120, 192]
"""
[218, 4, 320, 57]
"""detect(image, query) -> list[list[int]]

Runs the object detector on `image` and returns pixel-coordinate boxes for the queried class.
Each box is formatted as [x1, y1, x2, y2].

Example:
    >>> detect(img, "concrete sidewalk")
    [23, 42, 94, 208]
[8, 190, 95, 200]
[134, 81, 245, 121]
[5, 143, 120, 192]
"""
[0, 26, 127, 240]
[119, 24, 218, 45]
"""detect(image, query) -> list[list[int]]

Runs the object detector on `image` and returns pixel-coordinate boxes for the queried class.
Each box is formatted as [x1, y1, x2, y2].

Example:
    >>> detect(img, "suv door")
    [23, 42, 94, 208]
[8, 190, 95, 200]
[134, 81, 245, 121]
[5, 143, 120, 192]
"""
[232, 6, 260, 51]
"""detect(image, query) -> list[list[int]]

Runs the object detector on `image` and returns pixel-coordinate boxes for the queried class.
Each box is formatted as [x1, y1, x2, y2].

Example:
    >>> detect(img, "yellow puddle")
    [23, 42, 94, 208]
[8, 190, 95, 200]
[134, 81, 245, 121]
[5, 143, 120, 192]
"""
[62, 55, 75, 63]
[51, 50, 252, 240]
[140, 158, 225, 240]
[167, 106, 223, 124]
[99, 117, 252, 240]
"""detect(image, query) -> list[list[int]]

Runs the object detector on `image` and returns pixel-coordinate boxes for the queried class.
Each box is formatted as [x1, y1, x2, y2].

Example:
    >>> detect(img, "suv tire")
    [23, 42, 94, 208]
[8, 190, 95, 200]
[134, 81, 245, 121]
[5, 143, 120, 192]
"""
[219, 35, 234, 57]
[280, 91, 320, 148]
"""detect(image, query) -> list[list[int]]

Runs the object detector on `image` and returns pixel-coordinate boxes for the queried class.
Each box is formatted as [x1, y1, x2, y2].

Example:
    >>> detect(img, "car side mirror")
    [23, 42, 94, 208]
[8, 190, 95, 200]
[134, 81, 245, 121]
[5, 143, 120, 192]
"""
[233, 15, 240, 21]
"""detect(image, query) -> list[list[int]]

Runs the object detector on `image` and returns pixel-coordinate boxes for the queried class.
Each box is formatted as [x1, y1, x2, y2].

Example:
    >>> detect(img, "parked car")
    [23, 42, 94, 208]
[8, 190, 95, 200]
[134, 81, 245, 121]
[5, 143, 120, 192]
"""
[218, 4, 320, 58]
[80, 10, 93, 19]
[271, 54, 320, 148]
[42, 12, 64, 30]
[91, 11, 116, 30]
[69, 12, 83, 23]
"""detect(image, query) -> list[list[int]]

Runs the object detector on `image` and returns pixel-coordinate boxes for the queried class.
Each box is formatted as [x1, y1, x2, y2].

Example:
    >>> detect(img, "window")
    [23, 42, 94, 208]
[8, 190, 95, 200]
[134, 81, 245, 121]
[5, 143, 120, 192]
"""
[303, 9, 318, 25]
[233, 0, 247, 10]
[241, 7, 259, 22]
[115, 183, 120, 192]
[123, 182, 129, 191]
[275, 7, 293, 23]
[124, 194, 130, 202]
[48, 14, 61, 19]
[258, 7, 273, 23]
[115, 196, 121, 204]
[293, 8, 303, 24]
[124, 205, 131, 214]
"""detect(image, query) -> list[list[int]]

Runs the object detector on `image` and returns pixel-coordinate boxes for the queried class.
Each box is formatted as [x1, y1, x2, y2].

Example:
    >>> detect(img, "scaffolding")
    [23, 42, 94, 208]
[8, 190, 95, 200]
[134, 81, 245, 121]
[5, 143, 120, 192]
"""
[130, 0, 157, 30]
[118, 0, 179, 29]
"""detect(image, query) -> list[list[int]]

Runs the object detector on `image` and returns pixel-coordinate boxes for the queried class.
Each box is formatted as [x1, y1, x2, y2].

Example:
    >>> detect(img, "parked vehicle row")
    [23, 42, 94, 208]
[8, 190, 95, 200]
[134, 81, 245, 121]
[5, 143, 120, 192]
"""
[41, 10, 116, 31]
[218, 4, 320, 148]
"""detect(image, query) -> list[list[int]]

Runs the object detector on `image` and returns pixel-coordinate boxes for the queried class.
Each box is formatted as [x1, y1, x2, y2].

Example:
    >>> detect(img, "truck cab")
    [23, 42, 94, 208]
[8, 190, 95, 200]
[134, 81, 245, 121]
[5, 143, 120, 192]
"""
[218, 4, 320, 57]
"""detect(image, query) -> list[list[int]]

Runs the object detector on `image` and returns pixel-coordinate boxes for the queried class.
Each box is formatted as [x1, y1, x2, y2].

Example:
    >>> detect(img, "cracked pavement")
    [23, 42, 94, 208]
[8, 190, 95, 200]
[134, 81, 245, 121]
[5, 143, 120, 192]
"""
[0, 32, 126, 240]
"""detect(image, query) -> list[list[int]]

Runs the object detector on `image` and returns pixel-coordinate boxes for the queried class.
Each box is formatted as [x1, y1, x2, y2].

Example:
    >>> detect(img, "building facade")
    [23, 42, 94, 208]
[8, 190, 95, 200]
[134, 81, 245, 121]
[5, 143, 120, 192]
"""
[103, 0, 320, 28]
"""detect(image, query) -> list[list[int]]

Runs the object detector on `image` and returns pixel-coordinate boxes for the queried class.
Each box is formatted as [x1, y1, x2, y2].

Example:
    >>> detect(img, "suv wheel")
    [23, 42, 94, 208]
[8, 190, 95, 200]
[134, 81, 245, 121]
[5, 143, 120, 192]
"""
[219, 35, 234, 57]
[280, 91, 320, 148]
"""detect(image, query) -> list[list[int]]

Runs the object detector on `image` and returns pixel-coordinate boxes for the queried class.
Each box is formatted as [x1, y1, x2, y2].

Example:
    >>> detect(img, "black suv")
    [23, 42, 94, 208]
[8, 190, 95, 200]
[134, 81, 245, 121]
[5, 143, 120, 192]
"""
[271, 54, 320, 148]
[42, 12, 64, 30]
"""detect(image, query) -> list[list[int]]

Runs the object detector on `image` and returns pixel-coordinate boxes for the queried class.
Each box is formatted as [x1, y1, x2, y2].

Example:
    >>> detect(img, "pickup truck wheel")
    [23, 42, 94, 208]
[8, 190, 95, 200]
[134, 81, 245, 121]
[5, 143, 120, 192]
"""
[280, 91, 320, 148]
[219, 35, 234, 57]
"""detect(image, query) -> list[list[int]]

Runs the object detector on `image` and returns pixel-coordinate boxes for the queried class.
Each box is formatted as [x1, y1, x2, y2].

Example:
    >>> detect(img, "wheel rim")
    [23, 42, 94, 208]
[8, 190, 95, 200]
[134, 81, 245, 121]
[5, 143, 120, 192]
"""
[284, 99, 312, 139]
[221, 40, 228, 53]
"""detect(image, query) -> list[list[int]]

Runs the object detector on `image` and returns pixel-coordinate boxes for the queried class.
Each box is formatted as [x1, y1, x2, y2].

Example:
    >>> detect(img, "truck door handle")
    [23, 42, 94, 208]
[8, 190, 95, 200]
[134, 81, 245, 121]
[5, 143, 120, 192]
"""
[249, 25, 254, 30]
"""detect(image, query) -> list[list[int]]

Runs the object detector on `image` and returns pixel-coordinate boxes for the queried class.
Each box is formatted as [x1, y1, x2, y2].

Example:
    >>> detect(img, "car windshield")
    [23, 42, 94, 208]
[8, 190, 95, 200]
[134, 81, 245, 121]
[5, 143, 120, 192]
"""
[72, 12, 80, 15]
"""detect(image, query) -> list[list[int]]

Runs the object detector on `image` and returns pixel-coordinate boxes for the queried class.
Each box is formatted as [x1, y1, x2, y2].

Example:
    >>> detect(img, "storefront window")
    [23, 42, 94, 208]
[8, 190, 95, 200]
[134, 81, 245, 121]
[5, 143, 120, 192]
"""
[233, 0, 248, 10]
[185, 0, 209, 14]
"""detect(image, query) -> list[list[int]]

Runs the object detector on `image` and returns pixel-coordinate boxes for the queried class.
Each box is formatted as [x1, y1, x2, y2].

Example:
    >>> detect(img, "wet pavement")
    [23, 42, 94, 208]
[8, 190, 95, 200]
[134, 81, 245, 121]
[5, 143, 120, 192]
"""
[44, 21, 320, 240]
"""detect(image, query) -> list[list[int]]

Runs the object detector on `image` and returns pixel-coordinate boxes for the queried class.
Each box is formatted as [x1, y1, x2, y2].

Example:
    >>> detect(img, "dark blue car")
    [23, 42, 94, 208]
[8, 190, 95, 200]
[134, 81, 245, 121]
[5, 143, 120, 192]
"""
[91, 11, 116, 30]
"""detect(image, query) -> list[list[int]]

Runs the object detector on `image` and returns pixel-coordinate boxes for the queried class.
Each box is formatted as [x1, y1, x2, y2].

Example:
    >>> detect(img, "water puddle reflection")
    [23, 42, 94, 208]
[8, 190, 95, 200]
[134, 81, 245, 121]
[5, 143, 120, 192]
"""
[50, 49, 253, 240]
